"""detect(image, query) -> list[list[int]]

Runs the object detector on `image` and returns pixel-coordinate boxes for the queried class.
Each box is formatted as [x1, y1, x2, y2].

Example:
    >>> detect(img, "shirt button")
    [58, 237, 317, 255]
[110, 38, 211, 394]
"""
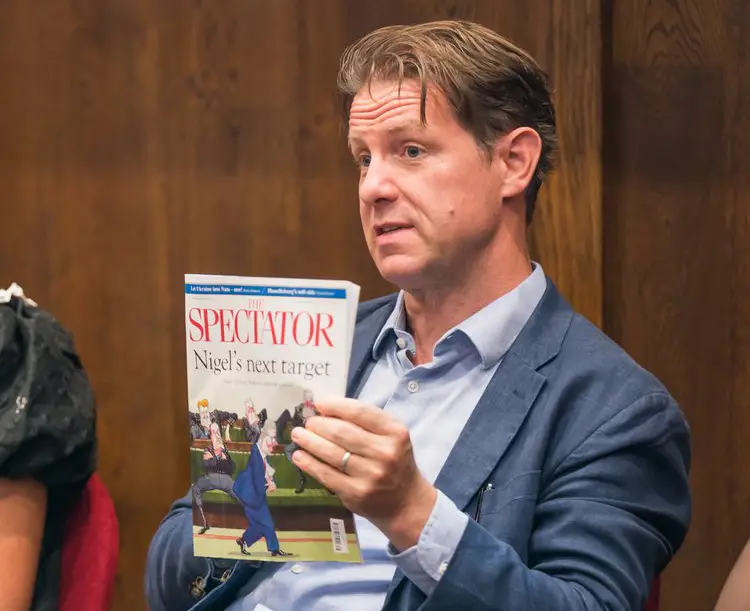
[396, 337, 407, 349]
[291, 564, 304, 574]
[407, 380, 419, 393]
[438, 561, 448, 575]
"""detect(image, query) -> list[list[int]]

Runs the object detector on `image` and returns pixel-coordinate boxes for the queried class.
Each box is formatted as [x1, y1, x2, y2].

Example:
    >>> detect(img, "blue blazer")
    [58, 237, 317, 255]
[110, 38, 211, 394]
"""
[232, 444, 268, 512]
[145, 278, 691, 610]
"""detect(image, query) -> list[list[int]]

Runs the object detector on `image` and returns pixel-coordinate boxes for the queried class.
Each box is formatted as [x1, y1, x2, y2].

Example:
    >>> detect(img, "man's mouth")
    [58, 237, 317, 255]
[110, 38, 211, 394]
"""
[375, 225, 411, 236]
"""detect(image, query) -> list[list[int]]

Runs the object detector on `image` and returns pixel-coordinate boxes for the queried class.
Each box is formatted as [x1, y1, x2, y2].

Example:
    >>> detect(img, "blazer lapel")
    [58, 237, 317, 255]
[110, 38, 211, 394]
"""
[434, 353, 545, 510]
[438, 278, 572, 510]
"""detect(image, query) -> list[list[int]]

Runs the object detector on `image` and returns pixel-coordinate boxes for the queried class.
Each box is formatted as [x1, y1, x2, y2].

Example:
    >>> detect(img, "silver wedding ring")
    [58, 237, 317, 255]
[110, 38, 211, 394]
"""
[340, 451, 352, 473]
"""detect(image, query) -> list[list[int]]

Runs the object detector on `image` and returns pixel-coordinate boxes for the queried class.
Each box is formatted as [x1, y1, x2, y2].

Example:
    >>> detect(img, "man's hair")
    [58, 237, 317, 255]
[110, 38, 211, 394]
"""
[337, 20, 557, 223]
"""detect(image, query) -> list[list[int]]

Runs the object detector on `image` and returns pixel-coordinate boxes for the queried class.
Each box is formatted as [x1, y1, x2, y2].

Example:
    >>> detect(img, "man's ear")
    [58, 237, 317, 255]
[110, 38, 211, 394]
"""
[495, 127, 543, 200]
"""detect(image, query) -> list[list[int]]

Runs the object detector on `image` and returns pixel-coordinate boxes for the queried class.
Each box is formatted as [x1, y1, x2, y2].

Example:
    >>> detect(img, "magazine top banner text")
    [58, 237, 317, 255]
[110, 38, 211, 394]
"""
[185, 284, 347, 299]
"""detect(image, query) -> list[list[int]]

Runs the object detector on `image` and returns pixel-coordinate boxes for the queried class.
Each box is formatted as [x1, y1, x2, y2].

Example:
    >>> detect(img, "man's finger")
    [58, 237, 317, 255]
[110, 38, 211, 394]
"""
[291, 427, 364, 476]
[291, 448, 349, 494]
[303, 416, 381, 459]
[315, 397, 399, 435]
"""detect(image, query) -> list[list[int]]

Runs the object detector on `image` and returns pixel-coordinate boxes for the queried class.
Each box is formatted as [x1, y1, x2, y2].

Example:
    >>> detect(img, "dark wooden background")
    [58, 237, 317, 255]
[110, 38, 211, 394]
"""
[0, 1, 745, 610]
[604, 1, 750, 609]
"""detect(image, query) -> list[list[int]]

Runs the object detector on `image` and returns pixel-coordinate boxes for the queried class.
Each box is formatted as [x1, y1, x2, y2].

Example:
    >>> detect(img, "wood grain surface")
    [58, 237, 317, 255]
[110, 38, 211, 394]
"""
[604, 1, 750, 609]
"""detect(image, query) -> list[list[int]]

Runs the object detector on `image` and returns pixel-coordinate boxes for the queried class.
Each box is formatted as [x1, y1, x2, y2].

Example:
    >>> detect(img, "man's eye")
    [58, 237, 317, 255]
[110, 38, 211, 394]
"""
[357, 155, 371, 168]
[405, 146, 422, 158]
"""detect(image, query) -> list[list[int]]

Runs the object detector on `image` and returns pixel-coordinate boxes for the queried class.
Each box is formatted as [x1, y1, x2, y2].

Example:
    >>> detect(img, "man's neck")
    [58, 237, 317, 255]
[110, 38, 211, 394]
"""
[403, 247, 533, 365]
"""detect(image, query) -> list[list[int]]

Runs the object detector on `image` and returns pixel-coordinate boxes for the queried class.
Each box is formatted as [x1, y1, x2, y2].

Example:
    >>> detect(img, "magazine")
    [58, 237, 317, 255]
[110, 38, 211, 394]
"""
[184, 273, 362, 563]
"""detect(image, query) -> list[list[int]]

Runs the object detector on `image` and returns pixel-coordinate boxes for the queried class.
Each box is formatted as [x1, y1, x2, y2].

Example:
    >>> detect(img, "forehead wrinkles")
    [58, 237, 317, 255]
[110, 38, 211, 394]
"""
[349, 91, 423, 123]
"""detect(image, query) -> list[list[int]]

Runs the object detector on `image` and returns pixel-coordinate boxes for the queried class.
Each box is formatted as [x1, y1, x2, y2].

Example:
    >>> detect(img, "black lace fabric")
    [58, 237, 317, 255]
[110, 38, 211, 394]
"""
[0, 293, 98, 610]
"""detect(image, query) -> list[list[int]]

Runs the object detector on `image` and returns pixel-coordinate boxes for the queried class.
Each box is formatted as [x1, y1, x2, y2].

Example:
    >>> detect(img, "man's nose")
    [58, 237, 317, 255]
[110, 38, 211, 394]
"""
[359, 159, 399, 205]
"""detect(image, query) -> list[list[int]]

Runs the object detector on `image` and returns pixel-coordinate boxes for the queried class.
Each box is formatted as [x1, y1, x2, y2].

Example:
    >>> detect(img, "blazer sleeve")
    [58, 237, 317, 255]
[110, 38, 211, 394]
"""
[144, 491, 214, 611]
[413, 391, 692, 611]
[145, 490, 264, 611]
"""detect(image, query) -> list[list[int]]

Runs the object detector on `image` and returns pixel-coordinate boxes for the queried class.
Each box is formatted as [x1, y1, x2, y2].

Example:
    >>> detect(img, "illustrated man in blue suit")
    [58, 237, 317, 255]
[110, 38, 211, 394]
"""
[232, 440, 291, 558]
[145, 20, 692, 611]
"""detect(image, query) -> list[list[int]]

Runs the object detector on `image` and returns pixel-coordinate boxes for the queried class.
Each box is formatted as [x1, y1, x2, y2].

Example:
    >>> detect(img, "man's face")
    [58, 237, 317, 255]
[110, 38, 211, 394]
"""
[199, 406, 211, 429]
[261, 432, 278, 454]
[348, 78, 506, 291]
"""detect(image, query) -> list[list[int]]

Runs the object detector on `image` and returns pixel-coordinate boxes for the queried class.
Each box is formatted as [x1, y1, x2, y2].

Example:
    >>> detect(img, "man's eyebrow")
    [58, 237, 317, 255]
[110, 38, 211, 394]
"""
[347, 120, 426, 148]
[384, 120, 426, 133]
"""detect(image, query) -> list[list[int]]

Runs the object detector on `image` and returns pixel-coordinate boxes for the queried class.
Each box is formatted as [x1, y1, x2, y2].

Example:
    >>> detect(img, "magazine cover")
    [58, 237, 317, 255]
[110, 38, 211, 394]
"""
[184, 273, 362, 563]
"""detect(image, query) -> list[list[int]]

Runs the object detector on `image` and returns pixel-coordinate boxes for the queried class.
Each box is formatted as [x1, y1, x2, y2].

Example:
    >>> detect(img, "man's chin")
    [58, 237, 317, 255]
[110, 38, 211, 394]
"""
[376, 260, 429, 291]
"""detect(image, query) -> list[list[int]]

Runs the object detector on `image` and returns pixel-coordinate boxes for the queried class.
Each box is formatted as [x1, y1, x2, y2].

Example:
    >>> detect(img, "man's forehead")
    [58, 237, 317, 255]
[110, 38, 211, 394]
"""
[347, 79, 449, 139]
[349, 96, 422, 123]
[348, 99, 429, 142]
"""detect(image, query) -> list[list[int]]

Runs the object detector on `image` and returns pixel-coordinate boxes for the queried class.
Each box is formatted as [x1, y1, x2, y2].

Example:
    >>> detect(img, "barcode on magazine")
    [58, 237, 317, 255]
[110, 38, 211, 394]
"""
[330, 518, 349, 554]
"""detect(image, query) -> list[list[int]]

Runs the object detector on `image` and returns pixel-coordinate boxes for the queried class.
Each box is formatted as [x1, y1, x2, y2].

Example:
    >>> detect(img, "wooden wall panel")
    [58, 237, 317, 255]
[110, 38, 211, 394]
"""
[0, 2, 601, 609]
[536, 0, 602, 327]
[603, 1, 750, 609]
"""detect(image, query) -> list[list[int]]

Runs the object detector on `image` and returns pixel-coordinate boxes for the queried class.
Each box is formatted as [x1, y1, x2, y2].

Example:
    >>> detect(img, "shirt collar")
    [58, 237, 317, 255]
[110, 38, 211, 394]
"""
[371, 262, 548, 369]
[371, 290, 408, 357]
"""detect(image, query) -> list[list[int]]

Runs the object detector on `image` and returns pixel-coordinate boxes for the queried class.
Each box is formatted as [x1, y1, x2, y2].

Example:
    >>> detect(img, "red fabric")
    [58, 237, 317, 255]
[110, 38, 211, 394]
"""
[59, 473, 119, 611]
[645, 577, 660, 611]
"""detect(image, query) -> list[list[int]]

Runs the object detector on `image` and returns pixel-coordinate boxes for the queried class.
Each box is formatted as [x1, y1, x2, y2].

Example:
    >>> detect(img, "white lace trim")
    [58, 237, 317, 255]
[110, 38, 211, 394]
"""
[0, 283, 38, 307]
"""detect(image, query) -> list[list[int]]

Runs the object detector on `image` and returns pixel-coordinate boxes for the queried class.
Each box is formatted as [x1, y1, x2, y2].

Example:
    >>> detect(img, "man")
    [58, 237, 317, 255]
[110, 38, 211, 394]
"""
[240, 399, 266, 445]
[282, 389, 317, 493]
[189, 399, 212, 440]
[145, 20, 691, 611]
[211, 409, 239, 442]
[232, 429, 290, 558]
[192, 421, 240, 536]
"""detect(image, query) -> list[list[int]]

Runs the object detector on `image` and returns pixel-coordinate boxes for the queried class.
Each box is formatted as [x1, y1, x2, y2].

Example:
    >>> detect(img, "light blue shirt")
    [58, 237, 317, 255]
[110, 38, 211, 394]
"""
[227, 263, 547, 611]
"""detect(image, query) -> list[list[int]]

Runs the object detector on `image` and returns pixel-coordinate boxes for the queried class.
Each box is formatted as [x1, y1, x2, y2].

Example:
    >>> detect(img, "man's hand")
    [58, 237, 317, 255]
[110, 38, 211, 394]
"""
[290, 397, 437, 551]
